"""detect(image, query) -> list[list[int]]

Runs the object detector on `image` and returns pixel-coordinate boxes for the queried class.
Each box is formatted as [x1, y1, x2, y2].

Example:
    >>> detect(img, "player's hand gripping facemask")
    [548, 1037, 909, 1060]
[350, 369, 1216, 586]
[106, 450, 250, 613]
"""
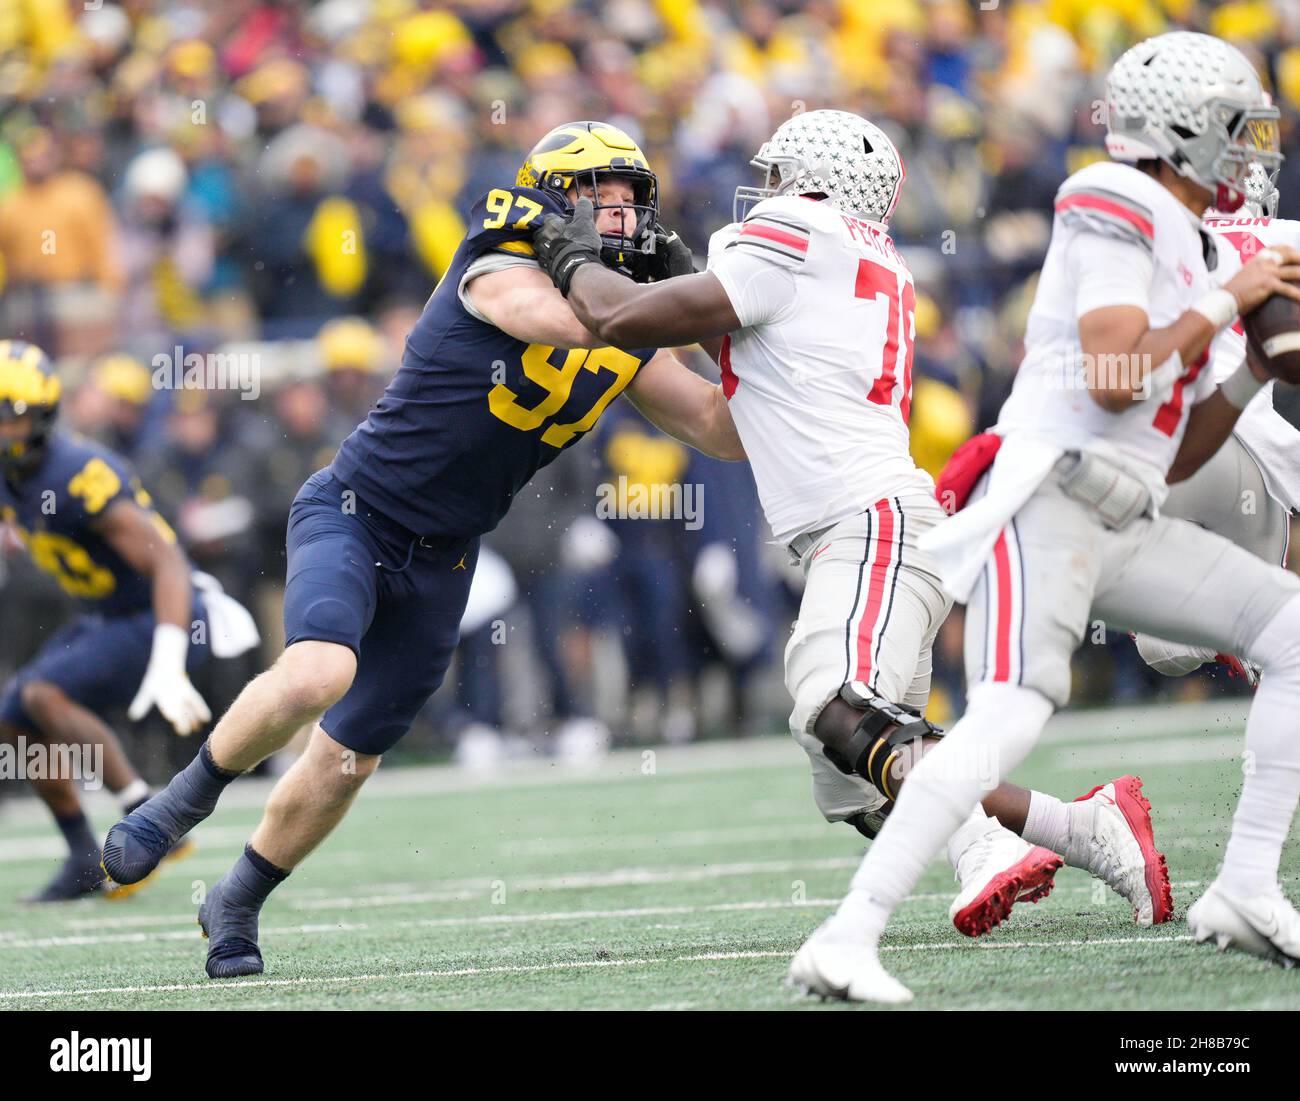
[534, 197, 606, 296]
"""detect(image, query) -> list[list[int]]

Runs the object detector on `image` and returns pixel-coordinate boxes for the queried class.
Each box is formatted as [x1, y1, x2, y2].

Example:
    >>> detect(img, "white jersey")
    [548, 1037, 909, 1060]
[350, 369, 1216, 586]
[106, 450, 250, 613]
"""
[706, 194, 933, 545]
[1203, 213, 1300, 515]
[995, 161, 1222, 504]
[919, 161, 1232, 602]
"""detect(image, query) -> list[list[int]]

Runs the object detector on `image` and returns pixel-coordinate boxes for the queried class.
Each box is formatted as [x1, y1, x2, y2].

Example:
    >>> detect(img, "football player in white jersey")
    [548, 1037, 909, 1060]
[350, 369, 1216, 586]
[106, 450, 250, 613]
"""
[530, 109, 1176, 944]
[1134, 165, 1298, 680]
[764, 32, 1300, 1003]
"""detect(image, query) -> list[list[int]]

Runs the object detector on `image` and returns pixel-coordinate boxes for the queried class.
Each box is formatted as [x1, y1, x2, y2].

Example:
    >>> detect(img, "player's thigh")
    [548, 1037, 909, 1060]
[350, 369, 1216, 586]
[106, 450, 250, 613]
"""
[1094, 513, 1300, 658]
[322, 539, 481, 756]
[964, 483, 1101, 709]
[785, 510, 949, 739]
[1162, 432, 1288, 566]
[282, 472, 381, 655]
[0, 613, 151, 730]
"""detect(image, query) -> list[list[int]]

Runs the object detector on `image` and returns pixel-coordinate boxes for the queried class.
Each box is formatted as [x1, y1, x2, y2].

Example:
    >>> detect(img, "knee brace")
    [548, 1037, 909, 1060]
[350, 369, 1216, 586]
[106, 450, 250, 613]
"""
[822, 684, 943, 802]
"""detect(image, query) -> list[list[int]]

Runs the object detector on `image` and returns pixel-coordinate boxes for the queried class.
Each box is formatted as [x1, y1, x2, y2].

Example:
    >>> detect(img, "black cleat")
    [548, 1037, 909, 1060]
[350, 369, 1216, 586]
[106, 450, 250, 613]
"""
[198, 872, 265, 979]
[103, 834, 197, 900]
[103, 780, 208, 885]
[24, 853, 106, 903]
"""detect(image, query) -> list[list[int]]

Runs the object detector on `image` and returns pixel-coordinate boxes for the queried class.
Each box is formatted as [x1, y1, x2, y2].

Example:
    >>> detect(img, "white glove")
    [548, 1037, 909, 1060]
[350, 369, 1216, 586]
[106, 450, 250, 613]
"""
[128, 623, 212, 736]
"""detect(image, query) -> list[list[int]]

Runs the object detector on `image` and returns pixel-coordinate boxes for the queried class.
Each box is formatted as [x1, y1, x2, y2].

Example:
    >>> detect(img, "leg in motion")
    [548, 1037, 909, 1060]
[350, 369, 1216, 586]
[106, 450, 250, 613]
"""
[102, 640, 356, 885]
[198, 724, 379, 978]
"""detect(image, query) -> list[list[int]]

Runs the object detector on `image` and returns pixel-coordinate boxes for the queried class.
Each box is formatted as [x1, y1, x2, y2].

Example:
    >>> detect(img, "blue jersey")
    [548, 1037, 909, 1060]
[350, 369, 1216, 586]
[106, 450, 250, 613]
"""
[0, 433, 181, 617]
[330, 185, 656, 538]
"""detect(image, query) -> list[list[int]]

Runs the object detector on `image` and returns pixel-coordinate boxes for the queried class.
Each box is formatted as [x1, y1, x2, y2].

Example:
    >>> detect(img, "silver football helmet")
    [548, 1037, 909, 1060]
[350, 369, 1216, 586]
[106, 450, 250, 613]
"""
[734, 108, 905, 224]
[1105, 31, 1281, 214]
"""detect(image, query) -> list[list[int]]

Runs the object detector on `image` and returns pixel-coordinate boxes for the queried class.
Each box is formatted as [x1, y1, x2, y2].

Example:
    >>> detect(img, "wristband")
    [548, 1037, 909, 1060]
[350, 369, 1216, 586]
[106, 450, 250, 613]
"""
[549, 243, 602, 296]
[1190, 288, 1239, 331]
[149, 622, 190, 675]
[1219, 358, 1266, 410]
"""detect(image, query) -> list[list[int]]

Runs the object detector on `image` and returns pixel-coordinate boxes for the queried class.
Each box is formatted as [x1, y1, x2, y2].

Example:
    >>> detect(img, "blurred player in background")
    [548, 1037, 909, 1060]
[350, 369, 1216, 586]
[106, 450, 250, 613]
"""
[1135, 164, 1298, 682]
[0, 340, 257, 901]
[103, 121, 745, 979]
[798, 32, 1300, 1002]
[533, 108, 1171, 950]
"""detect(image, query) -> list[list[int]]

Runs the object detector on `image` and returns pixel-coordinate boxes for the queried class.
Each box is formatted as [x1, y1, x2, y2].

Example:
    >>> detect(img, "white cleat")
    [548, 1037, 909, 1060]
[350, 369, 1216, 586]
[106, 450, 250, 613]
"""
[949, 825, 1062, 938]
[787, 933, 913, 1004]
[1187, 880, 1300, 968]
[1067, 776, 1173, 926]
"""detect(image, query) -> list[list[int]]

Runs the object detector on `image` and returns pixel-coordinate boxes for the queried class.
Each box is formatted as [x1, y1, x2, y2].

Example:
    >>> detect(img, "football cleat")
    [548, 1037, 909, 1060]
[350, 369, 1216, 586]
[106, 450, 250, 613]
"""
[1132, 631, 1213, 676]
[198, 871, 265, 979]
[1215, 652, 1261, 687]
[102, 834, 197, 901]
[23, 852, 106, 903]
[949, 824, 1062, 937]
[1188, 880, 1300, 967]
[1069, 775, 1173, 926]
[103, 779, 208, 885]
[786, 929, 913, 1004]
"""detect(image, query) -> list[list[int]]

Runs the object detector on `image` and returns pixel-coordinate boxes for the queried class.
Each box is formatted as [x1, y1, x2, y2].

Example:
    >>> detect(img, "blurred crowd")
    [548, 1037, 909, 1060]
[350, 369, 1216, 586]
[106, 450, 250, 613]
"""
[0, 0, 1282, 773]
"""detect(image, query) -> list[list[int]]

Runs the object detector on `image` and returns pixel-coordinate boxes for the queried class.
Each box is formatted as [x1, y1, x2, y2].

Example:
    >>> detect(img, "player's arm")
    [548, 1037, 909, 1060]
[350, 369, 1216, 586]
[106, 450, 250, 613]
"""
[465, 264, 606, 350]
[625, 349, 746, 461]
[93, 500, 210, 735]
[532, 197, 743, 348]
[1079, 242, 1300, 413]
[565, 265, 741, 349]
[1167, 336, 1271, 483]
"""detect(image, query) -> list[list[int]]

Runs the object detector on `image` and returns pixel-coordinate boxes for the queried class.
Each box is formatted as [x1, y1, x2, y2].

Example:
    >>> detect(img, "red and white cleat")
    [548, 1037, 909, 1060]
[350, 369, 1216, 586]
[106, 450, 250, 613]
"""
[1215, 652, 1260, 687]
[1070, 775, 1173, 926]
[948, 824, 1063, 938]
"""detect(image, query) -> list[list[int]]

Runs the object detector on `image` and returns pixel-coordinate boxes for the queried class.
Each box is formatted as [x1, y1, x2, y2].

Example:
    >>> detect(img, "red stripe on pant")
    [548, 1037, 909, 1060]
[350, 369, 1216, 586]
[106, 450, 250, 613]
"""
[991, 529, 1014, 682]
[854, 499, 896, 686]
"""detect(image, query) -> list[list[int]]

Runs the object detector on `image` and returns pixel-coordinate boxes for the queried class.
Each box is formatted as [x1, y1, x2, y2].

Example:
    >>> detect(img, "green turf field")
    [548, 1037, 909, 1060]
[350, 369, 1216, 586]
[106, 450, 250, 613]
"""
[2, 698, 1298, 1010]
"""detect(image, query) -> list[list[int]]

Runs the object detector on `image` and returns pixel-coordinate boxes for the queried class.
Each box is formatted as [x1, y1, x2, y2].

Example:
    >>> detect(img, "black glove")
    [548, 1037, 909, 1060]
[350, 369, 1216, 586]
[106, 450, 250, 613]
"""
[651, 226, 695, 280]
[533, 196, 604, 295]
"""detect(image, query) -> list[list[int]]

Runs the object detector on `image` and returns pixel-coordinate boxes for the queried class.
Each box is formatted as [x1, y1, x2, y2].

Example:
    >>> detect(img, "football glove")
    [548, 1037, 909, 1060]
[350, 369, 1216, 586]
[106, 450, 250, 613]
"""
[533, 197, 604, 296]
[650, 226, 695, 281]
[128, 623, 212, 736]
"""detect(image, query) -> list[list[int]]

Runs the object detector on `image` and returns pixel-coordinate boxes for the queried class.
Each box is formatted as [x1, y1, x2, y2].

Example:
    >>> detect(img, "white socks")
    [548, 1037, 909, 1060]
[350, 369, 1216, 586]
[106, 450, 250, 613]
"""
[1021, 789, 1072, 857]
[945, 806, 999, 870]
[118, 778, 151, 811]
[1221, 595, 1300, 898]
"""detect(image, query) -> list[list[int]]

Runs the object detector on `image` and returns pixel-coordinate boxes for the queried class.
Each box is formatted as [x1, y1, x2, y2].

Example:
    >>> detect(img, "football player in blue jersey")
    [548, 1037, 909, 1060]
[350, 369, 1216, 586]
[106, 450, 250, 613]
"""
[0, 340, 258, 901]
[104, 121, 745, 978]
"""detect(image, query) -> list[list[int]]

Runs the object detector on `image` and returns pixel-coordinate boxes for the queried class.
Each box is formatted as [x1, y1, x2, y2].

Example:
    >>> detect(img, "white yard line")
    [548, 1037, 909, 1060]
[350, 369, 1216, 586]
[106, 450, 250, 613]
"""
[0, 875, 1218, 948]
[0, 698, 1251, 828]
[0, 933, 1199, 1003]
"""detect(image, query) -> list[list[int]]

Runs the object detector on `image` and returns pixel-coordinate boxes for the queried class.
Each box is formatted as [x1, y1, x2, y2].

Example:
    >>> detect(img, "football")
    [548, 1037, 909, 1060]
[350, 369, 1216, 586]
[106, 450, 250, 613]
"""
[1242, 293, 1300, 384]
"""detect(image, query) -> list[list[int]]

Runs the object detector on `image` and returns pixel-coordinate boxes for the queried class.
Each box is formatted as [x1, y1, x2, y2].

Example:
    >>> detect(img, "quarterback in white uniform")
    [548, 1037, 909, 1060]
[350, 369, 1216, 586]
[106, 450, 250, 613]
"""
[777, 31, 1300, 1003]
[1135, 174, 1299, 678]
[529, 109, 1173, 947]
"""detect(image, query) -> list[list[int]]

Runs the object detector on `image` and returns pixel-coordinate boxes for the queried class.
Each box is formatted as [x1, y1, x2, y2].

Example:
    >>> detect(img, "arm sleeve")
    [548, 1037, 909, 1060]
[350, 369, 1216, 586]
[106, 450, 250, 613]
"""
[1069, 232, 1155, 317]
